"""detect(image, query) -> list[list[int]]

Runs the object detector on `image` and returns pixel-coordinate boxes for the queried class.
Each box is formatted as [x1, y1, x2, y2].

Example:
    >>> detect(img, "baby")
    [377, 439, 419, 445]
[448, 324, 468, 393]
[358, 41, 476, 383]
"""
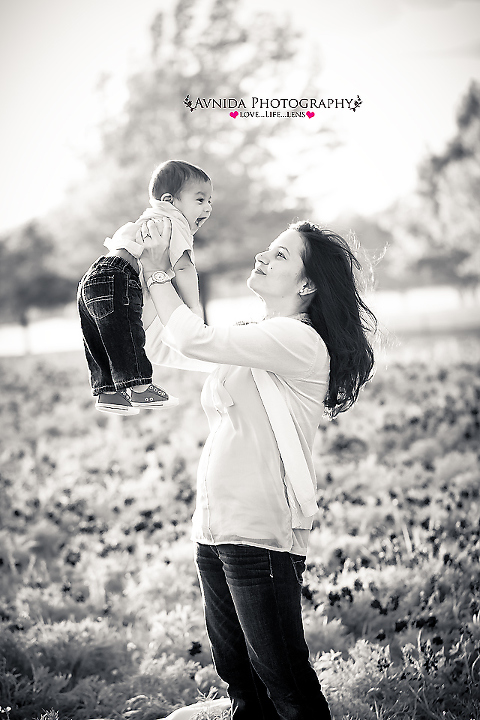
[77, 159, 212, 415]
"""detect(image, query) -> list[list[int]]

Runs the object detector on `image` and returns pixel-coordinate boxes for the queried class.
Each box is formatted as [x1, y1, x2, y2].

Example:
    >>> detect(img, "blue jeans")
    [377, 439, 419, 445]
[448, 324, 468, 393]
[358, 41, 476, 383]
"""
[77, 256, 152, 395]
[195, 543, 331, 720]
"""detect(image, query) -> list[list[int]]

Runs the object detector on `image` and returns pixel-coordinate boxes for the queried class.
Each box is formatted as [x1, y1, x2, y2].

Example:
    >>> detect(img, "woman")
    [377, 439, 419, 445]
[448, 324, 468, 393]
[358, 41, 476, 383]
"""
[137, 218, 376, 720]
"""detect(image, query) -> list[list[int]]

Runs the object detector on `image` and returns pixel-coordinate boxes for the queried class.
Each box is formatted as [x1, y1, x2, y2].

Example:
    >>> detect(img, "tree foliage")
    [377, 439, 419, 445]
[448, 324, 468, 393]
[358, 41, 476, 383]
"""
[51, 0, 331, 282]
[0, 222, 77, 326]
[382, 81, 480, 286]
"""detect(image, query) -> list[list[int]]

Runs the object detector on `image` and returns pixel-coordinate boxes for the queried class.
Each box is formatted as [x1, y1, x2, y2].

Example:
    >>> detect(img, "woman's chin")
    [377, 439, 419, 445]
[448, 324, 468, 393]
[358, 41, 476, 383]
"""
[246, 276, 263, 300]
[246, 273, 258, 291]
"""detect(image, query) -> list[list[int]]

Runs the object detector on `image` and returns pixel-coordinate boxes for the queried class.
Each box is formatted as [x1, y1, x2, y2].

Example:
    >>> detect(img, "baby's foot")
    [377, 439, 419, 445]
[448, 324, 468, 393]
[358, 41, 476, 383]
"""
[130, 384, 179, 408]
[96, 390, 140, 415]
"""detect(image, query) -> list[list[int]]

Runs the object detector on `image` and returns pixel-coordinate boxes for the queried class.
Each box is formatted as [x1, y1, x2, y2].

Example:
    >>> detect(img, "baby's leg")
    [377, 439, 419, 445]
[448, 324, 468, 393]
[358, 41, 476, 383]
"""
[78, 262, 116, 395]
[89, 258, 179, 408]
[90, 261, 153, 392]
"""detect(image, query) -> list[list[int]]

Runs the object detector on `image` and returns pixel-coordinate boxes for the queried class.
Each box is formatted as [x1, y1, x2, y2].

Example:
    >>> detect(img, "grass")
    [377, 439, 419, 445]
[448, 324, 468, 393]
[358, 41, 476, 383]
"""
[0, 336, 479, 719]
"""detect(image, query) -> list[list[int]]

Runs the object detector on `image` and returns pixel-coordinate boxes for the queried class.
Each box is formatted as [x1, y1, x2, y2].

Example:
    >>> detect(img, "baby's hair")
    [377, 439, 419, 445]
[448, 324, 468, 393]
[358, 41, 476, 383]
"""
[149, 160, 211, 200]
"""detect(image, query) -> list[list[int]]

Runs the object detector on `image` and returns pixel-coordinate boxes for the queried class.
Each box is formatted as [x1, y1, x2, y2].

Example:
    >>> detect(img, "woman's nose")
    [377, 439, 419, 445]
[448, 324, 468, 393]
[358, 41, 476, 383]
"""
[255, 251, 267, 263]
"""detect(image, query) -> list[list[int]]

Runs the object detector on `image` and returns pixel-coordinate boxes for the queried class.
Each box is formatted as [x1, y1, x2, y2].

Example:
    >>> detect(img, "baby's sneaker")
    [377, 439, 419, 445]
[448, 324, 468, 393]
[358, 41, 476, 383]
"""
[130, 384, 179, 409]
[96, 390, 140, 415]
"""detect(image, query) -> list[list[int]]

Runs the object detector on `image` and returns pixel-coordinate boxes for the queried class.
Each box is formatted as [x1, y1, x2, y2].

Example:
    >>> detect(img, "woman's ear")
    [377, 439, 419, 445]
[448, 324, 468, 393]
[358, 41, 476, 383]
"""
[160, 193, 174, 203]
[299, 279, 316, 296]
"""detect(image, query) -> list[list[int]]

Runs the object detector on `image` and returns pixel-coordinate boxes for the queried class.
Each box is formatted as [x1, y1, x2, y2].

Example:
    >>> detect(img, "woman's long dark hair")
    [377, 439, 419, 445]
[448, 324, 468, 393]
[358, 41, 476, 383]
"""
[293, 221, 377, 418]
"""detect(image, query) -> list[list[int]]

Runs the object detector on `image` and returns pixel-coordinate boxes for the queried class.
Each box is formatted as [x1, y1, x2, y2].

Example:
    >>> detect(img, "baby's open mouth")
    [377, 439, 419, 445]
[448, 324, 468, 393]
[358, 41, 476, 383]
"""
[195, 217, 207, 226]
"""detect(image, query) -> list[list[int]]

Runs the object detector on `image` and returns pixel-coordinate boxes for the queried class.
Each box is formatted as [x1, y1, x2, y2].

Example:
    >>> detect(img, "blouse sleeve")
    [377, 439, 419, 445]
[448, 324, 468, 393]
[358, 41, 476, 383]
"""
[144, 315, 217, 373]
[160, 305, 327, 379]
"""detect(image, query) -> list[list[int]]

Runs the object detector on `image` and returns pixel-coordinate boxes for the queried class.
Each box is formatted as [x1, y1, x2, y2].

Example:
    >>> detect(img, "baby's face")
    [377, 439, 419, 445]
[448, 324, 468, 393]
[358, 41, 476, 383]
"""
[174, 180, 212, 233]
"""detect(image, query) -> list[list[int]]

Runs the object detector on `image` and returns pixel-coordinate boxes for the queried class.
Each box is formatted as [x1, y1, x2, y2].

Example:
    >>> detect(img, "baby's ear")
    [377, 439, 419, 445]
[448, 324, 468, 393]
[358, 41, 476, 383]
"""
[160, 193, 174, 203]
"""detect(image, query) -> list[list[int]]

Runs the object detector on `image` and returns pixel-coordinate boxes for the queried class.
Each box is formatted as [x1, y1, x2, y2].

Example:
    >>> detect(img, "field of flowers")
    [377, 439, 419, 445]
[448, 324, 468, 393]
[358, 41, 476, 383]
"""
[0, 336, 479, 720]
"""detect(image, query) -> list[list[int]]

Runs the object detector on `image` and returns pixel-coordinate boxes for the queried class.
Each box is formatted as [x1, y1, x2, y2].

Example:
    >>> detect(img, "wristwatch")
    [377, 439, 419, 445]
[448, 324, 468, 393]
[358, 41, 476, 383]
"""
[146, 270, 174, 288]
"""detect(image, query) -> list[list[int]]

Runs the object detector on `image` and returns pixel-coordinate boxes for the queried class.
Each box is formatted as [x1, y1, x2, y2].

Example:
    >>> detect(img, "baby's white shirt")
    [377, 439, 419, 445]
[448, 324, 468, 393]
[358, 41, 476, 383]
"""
[104, 200, 194, 269]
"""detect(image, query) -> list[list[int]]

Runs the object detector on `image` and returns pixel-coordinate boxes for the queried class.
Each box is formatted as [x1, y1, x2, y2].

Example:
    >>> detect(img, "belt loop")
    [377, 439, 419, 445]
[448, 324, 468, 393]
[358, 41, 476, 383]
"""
[268, 550, 274, 579]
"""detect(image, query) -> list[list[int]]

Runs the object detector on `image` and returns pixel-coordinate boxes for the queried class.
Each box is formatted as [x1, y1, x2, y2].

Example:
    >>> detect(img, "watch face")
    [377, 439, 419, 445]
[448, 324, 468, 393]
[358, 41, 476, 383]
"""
[149, 270, 170, 284]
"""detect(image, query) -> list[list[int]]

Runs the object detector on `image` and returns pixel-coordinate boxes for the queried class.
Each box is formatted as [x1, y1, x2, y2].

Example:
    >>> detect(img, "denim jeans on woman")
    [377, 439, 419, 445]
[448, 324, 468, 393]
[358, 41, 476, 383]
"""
[195, 543, 331, 720]
[77, 255, 153, 395]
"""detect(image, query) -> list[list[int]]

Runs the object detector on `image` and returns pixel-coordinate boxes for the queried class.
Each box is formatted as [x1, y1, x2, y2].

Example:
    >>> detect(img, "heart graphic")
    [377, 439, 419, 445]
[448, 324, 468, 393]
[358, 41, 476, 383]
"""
[306, 111, 315, 119]
[230, 111, 239, 118]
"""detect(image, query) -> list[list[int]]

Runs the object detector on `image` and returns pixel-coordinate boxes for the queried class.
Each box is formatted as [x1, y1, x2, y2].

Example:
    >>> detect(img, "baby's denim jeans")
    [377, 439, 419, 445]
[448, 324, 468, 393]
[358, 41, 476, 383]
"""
[195, 543, 332, 720]
[77, 256, 153, 395]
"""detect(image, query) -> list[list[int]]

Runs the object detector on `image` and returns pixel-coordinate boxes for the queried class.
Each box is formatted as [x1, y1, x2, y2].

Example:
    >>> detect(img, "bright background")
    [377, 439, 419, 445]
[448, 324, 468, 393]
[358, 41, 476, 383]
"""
[1, 0, 480, 231]
[1, 6, 480, 718]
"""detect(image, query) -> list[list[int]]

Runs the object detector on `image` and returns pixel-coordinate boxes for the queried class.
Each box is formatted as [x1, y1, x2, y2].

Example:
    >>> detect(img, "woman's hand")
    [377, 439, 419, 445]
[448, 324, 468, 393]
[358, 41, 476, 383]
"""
[138, 218, 173, 276]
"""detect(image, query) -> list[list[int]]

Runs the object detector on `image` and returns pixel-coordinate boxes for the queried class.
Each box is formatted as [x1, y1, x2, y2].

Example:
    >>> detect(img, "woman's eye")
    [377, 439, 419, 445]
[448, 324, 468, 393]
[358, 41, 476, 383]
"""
[277, 252, 286, 259]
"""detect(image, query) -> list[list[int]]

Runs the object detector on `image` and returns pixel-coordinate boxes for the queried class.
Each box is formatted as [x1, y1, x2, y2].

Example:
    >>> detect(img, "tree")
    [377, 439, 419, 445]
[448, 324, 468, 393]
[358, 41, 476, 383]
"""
[0, 222, 77, 346]
[381, 81, 480, 287]
[49, 0, 333, 304]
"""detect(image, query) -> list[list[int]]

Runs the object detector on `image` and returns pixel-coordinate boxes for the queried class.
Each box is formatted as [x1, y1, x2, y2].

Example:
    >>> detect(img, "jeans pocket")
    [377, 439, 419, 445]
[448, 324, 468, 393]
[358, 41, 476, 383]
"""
[219, 545, 272, 586]
[83, 275, 115, 319]
[290, 554, 306, 586]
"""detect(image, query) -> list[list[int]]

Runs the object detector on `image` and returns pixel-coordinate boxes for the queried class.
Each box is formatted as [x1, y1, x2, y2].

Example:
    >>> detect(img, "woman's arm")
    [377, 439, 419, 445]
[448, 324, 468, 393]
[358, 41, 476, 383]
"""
[140, 219, 327, 378]
[161, 306, 327, 379]
[172, 252, 203, 318]
[144, 313, 217, 373]
[139, 218, 189, 326]
[144, 265, 323, 378]
[139, 223, 214, 372]
[147, 277, 185, 324]
[142, 294, 158, 331]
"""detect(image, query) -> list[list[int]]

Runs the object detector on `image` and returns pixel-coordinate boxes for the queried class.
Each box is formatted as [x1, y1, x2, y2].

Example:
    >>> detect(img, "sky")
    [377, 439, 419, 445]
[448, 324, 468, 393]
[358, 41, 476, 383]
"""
[0, 0, 479, 232]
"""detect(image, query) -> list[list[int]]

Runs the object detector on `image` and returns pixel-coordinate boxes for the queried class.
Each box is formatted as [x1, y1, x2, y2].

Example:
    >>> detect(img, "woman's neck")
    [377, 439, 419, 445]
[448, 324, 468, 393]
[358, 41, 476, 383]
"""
[263, 299, 308, 320]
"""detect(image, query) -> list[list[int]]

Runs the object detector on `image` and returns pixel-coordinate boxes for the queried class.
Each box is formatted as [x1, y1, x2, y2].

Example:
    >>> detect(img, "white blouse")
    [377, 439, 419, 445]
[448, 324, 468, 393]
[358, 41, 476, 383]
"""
[145, 305, 329, 555]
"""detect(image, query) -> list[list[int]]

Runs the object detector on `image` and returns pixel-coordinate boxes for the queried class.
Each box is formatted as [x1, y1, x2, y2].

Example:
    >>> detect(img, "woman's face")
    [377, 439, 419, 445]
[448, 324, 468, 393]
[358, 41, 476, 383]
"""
[247, 229, 307, 300]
